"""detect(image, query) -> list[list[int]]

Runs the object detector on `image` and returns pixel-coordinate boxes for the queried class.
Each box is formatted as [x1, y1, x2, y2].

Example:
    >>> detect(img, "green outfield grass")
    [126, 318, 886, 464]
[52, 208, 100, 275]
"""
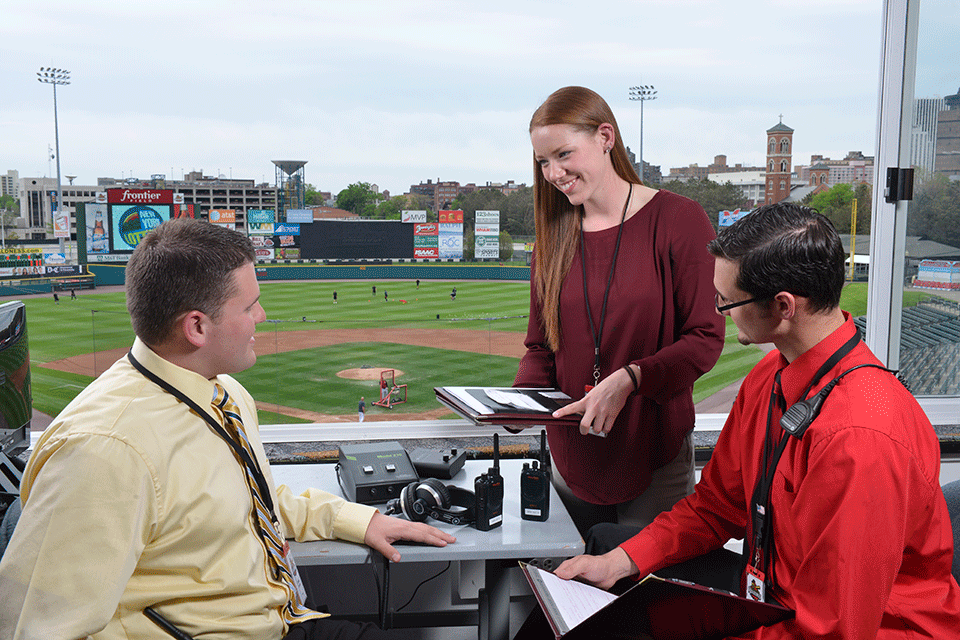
[241, 342, 520, 423]
[19, 280, 923, 423]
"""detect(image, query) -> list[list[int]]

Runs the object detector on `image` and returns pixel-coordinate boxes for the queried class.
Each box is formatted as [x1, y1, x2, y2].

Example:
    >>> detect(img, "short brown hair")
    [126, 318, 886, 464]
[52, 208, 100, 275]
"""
[125, 218, 255, 345]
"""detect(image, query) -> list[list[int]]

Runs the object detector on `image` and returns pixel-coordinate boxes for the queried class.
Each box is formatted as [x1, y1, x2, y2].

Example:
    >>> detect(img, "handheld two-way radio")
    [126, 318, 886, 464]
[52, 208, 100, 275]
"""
[474, 432, 504, 531]
[520, 429, 550, 521]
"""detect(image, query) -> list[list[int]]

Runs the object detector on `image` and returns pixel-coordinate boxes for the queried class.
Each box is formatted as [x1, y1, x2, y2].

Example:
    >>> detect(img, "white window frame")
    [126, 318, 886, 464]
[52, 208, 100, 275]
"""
[869, 0, 957, 424]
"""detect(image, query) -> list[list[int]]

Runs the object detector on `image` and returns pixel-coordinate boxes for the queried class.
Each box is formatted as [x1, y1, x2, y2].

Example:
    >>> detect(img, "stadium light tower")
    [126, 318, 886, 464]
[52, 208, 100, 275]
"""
[628, 85, 657, 183]
[37, 67, 71, 251]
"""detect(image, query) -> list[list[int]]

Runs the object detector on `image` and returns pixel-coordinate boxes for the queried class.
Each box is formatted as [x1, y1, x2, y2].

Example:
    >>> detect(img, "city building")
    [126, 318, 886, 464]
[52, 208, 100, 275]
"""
[1, 170, 18, 199]
[912, 97, 947, 174]
[626, 147, 662, 184]
[795, 152, 875, 189]
[17, 176, 99, 240]
[935, 86, 960, 180]
[406, 179, 527, 210]
[307, 206, 359, 220]
[662, 155, 761, 184]
[17, 171, 278, 240]
[706, 171, 765, 207]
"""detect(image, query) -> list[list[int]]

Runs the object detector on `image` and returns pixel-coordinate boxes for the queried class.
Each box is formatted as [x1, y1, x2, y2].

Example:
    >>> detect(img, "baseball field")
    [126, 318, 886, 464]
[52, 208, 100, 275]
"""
[21, 277, 895, 426]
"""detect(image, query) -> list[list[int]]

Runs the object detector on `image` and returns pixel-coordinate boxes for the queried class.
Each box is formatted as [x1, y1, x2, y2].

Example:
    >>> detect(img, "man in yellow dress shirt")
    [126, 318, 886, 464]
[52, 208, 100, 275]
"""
[0, 218, 455, 640]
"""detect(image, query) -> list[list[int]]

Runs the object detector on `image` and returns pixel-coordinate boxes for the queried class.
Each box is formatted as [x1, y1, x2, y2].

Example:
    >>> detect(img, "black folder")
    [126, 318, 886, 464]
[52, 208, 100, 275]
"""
[520, 563, 793, 640]
[434, 386, 582, 428]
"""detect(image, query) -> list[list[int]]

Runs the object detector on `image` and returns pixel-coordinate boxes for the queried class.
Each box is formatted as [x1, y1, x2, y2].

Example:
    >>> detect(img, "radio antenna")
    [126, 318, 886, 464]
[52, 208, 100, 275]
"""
[540, 429, 548, 469]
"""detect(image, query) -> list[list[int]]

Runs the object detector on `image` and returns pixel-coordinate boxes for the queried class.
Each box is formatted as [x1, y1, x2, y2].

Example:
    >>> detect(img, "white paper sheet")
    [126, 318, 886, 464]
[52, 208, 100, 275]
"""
[528, 565, 617, 632]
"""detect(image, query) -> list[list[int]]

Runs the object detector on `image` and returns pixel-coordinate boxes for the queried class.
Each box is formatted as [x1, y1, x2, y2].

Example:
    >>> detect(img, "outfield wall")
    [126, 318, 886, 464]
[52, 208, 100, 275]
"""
[86, 262, 532, 287]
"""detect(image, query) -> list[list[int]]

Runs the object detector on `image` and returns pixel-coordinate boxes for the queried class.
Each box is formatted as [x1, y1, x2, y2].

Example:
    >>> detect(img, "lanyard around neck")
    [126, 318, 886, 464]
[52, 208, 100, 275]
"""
[748, 328, 862, 576]
[126, 351, 276, 516]
[580, 182, 633, 387]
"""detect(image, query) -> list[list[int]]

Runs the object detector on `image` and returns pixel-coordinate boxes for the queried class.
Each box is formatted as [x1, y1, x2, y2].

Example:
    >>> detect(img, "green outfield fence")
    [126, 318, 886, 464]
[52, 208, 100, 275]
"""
[86, 261, 532, 287]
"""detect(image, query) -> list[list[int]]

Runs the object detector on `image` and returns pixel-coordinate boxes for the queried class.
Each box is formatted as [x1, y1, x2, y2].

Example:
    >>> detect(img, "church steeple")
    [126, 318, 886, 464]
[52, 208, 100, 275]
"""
[765, 118, 794, 204]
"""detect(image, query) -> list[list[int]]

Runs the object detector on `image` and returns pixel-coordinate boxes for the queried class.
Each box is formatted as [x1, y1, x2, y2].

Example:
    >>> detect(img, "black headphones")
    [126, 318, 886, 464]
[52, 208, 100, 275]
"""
[385, 478, 476, 526]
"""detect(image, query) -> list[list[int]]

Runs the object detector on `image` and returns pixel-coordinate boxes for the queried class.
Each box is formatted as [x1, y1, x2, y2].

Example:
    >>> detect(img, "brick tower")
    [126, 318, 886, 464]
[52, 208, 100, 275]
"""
[765, 117, 794, 204]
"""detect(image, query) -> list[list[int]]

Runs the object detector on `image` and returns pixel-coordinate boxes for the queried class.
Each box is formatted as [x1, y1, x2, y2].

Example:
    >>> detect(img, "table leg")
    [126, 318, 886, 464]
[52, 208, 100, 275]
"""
[482, 558, 511, 640]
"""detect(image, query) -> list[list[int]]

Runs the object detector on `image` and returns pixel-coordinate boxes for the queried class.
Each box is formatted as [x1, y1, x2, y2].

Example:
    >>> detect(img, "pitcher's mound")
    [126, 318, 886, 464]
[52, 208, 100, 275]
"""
[337, 367, 405, 380]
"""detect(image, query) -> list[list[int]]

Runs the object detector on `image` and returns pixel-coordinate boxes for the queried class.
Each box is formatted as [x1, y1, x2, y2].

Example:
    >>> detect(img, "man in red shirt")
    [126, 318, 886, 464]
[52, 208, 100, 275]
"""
[553, 202, 960, 638]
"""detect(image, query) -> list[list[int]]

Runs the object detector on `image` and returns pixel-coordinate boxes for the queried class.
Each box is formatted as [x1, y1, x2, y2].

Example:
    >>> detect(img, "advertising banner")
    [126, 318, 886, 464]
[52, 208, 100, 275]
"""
[248, 222, 275, 235]
[475, 210, 500, 225]
[475, 210, 500, 259]
[0, 248, 41, 254]
[414, 223, 438, 236]
[110, 203, 169, 251]
[209, 209, 236, 224]
[439, 209, 464, 223]
[255, 247, 275, 261]
[475, 234, 499, 259]
[277, 235, 299, 247]
[45, 264, 83, 276]
[439, 222, 463, 260]
[719, 209, 747, 227]
[248, 209, 276, 224]
[402, 210, 428, 223]
[277, 247, 300, 259]
[172, 204, 195, 219]
[274, 223, 300, 235]
[286, 209, 313, 223]
[87, 254, 129, 263]
[86, 203, 110, 255]
[43, 252, 67, 265]
[251, 235, 276, 248]
[54, 212, 70, 239]
[414, 234, 439, 258]
[107, 188, 173, 205]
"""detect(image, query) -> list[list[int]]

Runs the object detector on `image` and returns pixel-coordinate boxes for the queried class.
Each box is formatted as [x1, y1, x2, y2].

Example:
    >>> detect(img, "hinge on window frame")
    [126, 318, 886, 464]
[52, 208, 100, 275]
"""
[884, 167, 914, 203]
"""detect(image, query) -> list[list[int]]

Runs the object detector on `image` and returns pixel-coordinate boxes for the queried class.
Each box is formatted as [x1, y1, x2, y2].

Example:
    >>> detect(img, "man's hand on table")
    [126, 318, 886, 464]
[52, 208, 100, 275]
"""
[364, 512, 457, 563]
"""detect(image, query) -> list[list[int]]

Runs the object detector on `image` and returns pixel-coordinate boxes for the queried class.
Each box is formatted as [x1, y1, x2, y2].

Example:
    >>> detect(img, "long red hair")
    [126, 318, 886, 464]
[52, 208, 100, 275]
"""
[529, 86, 641, 351]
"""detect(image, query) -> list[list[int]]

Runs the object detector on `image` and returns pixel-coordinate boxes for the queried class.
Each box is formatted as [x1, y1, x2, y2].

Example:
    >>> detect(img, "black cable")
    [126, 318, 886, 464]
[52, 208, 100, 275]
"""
[380, 557, 390, 629]
[395, 562, 452, 613]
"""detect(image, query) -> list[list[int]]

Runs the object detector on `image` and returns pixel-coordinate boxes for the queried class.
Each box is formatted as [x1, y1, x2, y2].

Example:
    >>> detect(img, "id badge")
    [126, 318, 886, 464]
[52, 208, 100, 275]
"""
[745, 565, 766, 602]
[283, 540, 309, 605]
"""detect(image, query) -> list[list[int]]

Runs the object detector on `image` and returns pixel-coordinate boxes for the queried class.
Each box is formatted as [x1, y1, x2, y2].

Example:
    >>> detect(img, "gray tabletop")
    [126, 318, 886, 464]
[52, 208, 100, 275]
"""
[272, 459, 585, 566]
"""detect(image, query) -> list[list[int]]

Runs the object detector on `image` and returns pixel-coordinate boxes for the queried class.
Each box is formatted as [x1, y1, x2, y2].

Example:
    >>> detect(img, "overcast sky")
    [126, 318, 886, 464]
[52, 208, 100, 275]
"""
[1, 0, 955, 197]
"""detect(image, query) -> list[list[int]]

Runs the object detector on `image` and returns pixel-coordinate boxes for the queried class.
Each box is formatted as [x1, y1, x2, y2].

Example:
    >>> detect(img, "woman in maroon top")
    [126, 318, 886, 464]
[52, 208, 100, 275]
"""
[515, 86, 724, 535]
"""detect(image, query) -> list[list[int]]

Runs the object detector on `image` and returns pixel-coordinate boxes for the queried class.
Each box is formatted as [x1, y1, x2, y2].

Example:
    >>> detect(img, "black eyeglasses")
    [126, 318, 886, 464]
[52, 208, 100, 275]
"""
[715, 292, 761, 313]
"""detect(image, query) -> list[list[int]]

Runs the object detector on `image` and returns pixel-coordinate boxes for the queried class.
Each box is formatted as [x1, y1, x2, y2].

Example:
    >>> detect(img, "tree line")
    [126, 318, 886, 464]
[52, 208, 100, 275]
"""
[317, 174, 960, 252]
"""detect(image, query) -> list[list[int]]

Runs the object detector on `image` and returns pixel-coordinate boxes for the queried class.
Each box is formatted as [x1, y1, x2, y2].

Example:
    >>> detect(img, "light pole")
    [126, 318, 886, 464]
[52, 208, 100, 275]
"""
[628, 85, 657, 183]
[37, 67, 70, 253]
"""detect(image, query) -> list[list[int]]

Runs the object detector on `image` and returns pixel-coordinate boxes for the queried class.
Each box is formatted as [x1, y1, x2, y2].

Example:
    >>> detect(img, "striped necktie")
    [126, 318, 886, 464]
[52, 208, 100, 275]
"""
[212, 383, 325, 625]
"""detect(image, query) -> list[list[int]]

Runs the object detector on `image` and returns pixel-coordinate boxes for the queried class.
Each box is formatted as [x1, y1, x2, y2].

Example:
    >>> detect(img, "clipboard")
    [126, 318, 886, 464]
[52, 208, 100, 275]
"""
[519, 562, 793, 640]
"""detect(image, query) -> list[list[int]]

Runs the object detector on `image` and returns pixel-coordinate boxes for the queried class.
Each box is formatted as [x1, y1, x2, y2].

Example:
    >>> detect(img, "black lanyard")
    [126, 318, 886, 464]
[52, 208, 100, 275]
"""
[127, 351, 276, 517]
[747, 329, 862, 584]
[580, 182, 632, 387]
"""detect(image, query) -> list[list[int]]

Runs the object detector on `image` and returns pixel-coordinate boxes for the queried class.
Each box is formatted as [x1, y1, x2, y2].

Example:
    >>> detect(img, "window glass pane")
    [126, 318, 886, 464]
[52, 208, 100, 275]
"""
[903, 0, 960, 397]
